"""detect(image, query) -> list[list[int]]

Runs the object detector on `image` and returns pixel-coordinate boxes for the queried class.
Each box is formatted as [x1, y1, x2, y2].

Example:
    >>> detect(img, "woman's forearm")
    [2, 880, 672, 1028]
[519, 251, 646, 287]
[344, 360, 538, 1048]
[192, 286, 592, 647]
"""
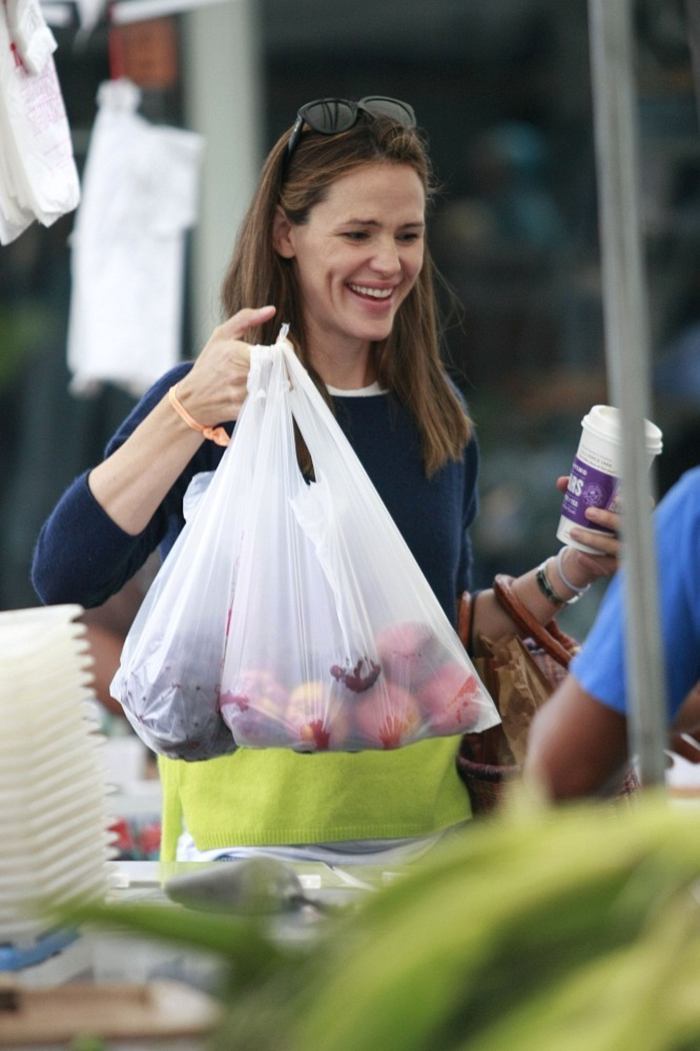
[471, 553, 592, 652]
[89, 394, 203, 535]
[89, 307, 276, 535]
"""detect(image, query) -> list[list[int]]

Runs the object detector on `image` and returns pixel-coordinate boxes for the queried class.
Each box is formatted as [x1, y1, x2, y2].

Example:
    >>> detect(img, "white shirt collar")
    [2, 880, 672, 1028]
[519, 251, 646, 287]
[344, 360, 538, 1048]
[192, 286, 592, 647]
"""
[325, 381, 386, 397]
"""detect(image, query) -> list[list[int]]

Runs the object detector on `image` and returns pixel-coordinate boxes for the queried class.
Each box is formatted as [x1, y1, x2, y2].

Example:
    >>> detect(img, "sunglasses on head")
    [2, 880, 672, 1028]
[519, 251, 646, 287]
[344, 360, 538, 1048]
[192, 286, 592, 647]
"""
[283, 96, 416, 173]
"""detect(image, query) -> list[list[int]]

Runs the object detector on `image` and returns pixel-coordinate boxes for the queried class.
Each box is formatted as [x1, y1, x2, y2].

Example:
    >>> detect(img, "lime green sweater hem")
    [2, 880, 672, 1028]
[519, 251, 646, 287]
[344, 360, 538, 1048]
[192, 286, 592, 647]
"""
[158, 737, 473, 862]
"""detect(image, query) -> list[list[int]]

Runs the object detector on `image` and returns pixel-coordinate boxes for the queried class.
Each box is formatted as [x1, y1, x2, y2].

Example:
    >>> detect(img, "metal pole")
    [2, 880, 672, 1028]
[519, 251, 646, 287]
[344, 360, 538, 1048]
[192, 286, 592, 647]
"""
[183, 0, 263, 346]
[587, 0, 667, 786]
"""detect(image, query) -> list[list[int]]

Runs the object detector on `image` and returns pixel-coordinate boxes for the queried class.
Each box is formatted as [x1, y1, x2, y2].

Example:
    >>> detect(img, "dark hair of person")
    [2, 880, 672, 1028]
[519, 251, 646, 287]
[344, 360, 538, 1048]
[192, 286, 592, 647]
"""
[220, 112, 472, 476]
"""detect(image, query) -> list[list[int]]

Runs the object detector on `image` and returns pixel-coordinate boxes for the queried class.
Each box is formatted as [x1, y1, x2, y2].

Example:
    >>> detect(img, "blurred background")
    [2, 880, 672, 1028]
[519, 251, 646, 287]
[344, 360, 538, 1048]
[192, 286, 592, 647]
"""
[2, 0, 700, 645]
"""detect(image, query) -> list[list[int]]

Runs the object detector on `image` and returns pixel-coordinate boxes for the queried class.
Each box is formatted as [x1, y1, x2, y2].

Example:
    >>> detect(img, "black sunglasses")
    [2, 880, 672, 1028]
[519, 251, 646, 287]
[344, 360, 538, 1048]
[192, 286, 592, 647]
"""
[283, 96, 416, 172]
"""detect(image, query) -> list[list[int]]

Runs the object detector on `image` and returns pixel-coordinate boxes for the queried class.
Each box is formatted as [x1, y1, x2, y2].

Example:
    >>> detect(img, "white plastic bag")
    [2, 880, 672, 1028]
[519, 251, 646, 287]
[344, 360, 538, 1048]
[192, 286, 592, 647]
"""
[0, 1, 79, 245]
[111, 332, 499, 757]
[5, 0, 57, 74]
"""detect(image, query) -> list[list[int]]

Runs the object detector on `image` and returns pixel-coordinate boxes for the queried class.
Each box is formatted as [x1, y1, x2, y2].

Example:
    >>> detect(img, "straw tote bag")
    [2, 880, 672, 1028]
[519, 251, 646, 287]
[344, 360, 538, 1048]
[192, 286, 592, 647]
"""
[456, 575, 639, 814]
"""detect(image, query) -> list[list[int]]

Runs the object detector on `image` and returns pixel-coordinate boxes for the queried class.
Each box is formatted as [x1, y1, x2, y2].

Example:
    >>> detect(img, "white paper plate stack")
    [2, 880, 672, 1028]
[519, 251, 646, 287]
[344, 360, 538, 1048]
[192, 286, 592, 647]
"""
[0, 604, 114, 949]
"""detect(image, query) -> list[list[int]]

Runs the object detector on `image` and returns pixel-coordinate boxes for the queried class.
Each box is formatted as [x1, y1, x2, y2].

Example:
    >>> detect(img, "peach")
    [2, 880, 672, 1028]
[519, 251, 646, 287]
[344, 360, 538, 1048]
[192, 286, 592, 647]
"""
[375, 621, 444, 690]
[219, 669, 291, 747]
[286, 680, 351, 752]
[417, 662, 482, 735]
[226, 707, 295, 748]
[354, 682, 423, 750]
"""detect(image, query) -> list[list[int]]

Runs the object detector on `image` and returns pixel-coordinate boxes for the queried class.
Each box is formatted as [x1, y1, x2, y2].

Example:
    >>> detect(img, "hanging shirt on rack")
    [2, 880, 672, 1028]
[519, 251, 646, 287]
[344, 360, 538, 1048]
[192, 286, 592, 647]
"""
[66, 78, 204, 397]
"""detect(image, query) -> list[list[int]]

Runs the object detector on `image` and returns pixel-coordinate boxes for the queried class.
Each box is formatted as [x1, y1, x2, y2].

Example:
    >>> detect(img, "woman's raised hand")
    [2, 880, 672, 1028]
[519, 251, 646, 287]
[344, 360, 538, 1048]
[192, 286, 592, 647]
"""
[86, 307, 276, 535]
[175, 305, 276, 426]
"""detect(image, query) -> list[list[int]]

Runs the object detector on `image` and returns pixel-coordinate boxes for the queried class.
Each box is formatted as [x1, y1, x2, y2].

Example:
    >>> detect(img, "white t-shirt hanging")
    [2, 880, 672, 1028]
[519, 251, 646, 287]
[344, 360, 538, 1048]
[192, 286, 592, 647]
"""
[66, 78, 204, 397]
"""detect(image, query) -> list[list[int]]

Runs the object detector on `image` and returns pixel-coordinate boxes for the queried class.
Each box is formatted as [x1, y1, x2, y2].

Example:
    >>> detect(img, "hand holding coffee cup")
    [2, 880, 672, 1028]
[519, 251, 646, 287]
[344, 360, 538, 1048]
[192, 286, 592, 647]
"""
[555, 475, 622, 575]
[556, 405, 663, 555]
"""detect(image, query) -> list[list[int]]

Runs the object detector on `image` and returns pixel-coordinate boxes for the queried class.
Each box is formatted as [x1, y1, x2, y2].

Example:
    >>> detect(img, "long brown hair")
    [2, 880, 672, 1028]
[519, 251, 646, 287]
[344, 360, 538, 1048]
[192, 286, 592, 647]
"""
[221, 110, 472, 476]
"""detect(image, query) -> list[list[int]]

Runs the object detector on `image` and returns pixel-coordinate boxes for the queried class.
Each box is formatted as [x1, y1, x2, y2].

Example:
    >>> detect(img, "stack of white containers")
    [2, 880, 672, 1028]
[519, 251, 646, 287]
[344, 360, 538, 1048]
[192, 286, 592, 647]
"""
[0, 604, 113, 951]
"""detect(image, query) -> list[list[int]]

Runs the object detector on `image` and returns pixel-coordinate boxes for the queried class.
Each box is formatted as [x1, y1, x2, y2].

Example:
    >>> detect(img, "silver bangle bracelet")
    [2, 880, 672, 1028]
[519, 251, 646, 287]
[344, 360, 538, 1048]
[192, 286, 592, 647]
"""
[556, 546, 592, 599]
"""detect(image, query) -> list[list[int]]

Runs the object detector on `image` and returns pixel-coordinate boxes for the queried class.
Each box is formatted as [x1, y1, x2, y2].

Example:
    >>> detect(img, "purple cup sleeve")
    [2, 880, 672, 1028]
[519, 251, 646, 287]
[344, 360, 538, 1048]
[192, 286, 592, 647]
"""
[560, 456, 618, 533]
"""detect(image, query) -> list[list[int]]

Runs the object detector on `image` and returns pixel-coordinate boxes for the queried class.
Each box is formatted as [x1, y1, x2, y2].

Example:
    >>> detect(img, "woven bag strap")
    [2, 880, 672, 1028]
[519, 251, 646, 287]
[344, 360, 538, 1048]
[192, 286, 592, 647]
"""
[492, 574, 577, 668]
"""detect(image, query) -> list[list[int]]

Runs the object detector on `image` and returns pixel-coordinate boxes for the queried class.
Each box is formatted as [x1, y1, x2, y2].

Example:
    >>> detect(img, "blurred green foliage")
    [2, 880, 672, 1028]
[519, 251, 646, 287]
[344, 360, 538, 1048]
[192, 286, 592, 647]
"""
[57, 790, 700, 1051]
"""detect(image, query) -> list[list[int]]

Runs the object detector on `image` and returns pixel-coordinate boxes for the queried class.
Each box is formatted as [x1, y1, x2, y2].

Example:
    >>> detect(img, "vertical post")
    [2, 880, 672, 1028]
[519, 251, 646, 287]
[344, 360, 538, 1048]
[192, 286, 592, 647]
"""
[587, 0, 667, 786]
[182, 0, 263, 346]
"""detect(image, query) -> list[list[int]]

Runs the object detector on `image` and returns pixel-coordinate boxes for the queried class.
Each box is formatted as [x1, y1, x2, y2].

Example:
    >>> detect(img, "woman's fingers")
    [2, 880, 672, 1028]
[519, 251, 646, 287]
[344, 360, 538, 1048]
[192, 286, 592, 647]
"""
[569, 526, 619, 555]
[569, 550, 619, 579]
[218, 305, 276, 340]
[585, 505, 620, 532]
[567, 503, 621, 560]
[177, 306, 278, 425]
[569, 519, 619, 552]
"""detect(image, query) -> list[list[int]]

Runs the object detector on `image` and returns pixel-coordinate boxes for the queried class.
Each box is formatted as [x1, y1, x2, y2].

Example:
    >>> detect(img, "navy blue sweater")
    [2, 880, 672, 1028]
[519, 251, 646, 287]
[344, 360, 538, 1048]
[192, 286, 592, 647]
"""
[31, 364, 479, 625]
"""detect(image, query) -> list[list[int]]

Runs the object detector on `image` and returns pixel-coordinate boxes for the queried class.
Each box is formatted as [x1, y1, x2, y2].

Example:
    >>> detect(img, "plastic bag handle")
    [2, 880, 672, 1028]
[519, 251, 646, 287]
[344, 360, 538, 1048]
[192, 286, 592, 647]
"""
[280, 342, 336, 418]
[278, 340, 362, 475]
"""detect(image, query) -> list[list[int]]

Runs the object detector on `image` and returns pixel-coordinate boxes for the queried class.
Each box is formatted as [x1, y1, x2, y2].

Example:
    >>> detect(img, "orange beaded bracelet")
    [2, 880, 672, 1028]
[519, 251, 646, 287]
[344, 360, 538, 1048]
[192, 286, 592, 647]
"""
[167, 386, 230, 447]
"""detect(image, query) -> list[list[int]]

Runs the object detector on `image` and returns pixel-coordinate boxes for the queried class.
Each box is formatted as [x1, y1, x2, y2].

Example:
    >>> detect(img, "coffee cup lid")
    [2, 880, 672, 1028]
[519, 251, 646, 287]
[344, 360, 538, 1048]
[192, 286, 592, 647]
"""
[582, 404, 663, 454]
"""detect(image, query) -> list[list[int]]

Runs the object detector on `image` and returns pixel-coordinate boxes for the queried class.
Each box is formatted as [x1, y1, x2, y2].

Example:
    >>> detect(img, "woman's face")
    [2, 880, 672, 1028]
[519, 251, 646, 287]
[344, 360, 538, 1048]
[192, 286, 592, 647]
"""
[274, 161, 425, 361]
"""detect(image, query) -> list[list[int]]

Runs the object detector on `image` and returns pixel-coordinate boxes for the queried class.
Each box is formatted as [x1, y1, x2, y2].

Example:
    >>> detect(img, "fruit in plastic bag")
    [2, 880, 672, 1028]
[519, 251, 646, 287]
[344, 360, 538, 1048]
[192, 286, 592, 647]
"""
[286, 680, 352, 752]
[123, 673, 233, 761]
[220, 669, 292, 748]
[112, 341, 500, 759]
[417, 663, 482, 735]
[375, 621, 444, 690]
[354, 682, 422, 749]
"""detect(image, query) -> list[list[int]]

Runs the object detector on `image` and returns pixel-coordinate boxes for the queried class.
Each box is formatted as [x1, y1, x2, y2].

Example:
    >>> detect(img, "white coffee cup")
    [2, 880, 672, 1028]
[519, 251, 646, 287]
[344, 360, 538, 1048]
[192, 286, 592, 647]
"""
[556, 404, 663, 554]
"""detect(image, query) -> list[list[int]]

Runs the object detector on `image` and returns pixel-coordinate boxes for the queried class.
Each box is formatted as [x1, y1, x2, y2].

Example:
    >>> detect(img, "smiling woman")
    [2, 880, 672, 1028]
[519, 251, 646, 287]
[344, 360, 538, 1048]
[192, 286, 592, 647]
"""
[271, 162, 425, 387]
[31, 96, 622, 865]
[221, 99, 469, 476]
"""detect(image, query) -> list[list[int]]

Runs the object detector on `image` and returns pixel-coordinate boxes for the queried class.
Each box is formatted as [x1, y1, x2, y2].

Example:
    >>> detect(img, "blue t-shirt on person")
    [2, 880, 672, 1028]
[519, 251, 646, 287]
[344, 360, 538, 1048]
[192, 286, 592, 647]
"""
[572, 467, 700, 721]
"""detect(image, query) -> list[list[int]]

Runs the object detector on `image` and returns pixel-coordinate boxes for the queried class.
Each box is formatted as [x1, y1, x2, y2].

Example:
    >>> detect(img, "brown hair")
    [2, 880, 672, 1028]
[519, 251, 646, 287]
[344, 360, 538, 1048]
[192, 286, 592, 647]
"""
[221, 111, 472, 476]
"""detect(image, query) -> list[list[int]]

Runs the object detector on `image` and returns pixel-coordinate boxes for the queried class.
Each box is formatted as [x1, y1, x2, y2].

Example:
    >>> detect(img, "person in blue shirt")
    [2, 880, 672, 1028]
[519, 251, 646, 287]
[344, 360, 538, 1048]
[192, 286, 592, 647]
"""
[526, 467, 700, 798]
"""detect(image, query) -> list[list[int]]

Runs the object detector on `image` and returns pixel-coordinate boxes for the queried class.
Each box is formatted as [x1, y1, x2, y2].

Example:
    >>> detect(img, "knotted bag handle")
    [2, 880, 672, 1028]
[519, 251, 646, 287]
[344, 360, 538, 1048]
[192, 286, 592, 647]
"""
[459, 576, 578, 669]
